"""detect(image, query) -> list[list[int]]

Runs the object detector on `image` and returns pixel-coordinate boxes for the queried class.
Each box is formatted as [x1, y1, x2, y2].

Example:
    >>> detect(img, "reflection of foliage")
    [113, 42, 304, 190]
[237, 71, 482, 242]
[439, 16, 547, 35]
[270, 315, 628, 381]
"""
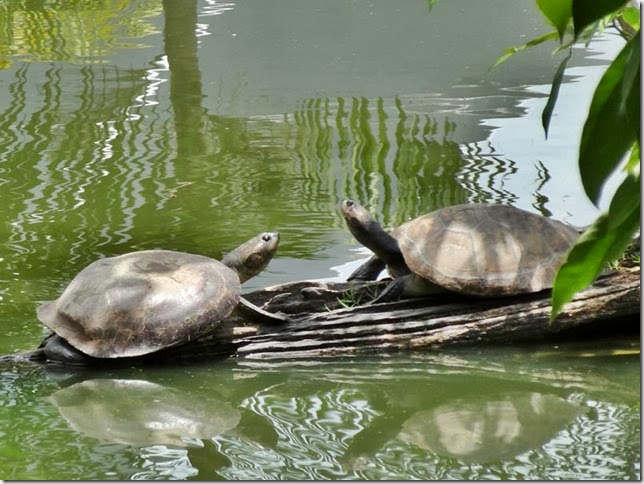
[494, 0, 640, 319]
[457, 144, 520, 207]
[0, 5, 468, 315]
[0, 0, 162, 67]
[0, 63, 153, 306]
[426, 0, 439, 13]
[289, 95, 468, 228]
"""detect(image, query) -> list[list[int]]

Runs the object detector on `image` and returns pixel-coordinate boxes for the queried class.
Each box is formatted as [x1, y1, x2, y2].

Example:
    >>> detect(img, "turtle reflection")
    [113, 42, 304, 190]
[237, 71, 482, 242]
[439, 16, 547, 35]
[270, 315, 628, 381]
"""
[397, 392, 588, 463]
[48, 378, 241, 447]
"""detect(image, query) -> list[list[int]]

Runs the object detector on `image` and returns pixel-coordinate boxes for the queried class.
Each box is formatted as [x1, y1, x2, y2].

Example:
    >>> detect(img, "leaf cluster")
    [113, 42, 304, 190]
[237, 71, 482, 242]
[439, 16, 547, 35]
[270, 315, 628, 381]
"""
[493, 0, 641, 319]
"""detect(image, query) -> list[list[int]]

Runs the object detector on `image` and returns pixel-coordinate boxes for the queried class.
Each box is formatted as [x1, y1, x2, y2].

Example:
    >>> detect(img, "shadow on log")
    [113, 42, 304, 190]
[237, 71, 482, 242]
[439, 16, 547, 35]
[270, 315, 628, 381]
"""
[165, 267, 640, 360]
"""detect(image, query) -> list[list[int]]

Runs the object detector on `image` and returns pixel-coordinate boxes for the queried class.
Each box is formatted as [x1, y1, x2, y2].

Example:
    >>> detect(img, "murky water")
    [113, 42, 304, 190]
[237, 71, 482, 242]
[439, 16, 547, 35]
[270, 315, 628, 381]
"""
[0, 0, 639, 480]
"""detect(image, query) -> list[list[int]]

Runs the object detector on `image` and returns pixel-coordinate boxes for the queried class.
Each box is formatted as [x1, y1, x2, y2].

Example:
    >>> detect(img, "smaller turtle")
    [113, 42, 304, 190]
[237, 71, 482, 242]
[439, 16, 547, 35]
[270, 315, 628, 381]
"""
[340, 200, 580, 302]
[35, 232, 286, 365]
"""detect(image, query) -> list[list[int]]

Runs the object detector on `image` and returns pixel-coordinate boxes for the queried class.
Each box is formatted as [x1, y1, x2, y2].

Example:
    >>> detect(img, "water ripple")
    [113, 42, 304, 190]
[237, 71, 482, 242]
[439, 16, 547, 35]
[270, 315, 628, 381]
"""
[211, 386, 378, 480]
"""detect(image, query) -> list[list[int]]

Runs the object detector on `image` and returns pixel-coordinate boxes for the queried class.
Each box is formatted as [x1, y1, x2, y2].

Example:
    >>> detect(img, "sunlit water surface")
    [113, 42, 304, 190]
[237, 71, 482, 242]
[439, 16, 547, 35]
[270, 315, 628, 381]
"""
[0, 0, 639, 480]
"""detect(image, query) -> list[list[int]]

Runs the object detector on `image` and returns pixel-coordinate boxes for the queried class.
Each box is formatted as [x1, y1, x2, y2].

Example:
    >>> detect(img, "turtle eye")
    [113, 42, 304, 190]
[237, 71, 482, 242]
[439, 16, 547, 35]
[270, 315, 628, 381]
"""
[261, 234, 272, 243]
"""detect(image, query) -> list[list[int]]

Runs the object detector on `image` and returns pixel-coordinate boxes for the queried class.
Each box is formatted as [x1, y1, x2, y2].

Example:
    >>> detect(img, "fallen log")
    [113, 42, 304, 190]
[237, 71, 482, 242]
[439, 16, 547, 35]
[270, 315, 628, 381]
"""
[166, 266, 640, 360]
[3, 267, 639, 366]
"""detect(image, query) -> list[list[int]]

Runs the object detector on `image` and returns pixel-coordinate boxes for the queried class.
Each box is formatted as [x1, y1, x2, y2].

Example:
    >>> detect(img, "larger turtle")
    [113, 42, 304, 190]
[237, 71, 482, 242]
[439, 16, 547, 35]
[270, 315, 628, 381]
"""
[340, 200, 580, 301]
[35, 232, 286, 364]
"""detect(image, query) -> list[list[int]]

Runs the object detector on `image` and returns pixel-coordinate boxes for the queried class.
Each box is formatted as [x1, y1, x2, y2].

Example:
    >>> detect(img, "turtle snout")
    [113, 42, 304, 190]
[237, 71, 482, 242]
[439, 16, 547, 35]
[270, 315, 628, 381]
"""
[340, 199, 357, 218]
[339, 199, 374, 230]
[261, 232, 280, 248]
[341, 199, 367, 222]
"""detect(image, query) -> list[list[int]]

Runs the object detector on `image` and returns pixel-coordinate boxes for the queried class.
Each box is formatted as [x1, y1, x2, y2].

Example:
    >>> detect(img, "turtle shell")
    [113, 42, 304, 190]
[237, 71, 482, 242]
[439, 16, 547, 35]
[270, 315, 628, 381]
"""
[394, 204, 579, 296]
[36, 250, 241, 358]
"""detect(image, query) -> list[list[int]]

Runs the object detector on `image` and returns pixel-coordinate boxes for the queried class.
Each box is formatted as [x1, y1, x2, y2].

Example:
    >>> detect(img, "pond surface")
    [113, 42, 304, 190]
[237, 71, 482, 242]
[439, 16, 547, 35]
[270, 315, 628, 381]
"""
[1, 342, 641, 480]
[0, 0, 639, 480]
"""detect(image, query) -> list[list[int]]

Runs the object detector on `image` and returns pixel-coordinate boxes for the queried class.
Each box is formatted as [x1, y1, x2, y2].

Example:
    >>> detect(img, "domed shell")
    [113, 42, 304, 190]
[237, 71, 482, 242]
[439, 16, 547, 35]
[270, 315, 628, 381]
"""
[394, 204, 579, 296]
[36, 250, 241, 358]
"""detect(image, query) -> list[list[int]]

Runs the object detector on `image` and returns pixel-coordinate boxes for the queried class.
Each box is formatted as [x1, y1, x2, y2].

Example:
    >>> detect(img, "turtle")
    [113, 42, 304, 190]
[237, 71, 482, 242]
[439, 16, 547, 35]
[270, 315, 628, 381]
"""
[340, 199, 580, 302]
[34, 232, 287, 364]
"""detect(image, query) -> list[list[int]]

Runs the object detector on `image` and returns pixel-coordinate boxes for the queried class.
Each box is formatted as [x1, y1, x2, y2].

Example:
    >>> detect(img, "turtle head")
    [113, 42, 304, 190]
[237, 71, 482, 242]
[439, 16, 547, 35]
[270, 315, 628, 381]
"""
[222, 232, 280, 283]
[340, 199, 375, 231]
[340, 199, 388, 251]
[340, 199, 407, 272]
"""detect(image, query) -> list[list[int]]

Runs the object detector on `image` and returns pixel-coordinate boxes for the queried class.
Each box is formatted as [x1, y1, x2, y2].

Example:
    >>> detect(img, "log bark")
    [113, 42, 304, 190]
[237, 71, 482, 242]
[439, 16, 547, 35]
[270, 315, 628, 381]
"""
[168, 267, 640, 360]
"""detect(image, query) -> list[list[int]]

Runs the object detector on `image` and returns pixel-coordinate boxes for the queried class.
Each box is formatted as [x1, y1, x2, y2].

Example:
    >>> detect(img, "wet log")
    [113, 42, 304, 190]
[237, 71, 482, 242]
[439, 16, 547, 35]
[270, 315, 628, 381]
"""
[176, 267, 640, 360]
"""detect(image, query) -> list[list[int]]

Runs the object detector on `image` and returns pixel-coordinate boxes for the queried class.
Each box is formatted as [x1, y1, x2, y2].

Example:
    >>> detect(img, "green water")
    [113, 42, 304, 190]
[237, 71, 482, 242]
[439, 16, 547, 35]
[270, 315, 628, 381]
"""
[0, 0, 639, 480]
[2, 345, 640, 480]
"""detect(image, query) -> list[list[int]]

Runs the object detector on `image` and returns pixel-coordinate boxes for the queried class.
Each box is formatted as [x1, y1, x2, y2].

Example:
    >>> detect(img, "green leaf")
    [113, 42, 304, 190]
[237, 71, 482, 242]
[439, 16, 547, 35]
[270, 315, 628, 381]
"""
[537, 0, 572, 41]
[542, 49, 572, 138]
[490, 30, 559, 69]
[620, 5, 641, 31]
[620, 31, 640, 132]
[492, 46, 524, 70]
[579, 31, 640, 205]
[572, 0, 629, 38]
[607, 173, 641, 230]
[551, 173, 641, 319]
[625, 142, 640, 176]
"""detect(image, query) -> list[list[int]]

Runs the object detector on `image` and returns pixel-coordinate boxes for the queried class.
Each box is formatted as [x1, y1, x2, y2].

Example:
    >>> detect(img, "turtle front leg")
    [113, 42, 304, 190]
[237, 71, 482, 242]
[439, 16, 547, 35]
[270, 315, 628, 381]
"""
[368, 277, 406, 304]
[347, 255, 386, 281]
